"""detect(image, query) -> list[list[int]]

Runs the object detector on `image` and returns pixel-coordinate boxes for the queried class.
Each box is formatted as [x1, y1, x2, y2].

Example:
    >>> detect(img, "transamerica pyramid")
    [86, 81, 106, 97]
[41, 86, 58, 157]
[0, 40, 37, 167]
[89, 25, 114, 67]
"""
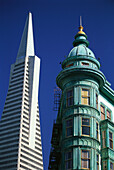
[0, 12, 43, 170]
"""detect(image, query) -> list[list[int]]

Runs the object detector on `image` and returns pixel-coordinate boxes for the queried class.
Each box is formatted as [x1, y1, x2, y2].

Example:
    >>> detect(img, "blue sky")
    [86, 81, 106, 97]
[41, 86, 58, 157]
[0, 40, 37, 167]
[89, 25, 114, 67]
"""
[0, 0, 114, 169]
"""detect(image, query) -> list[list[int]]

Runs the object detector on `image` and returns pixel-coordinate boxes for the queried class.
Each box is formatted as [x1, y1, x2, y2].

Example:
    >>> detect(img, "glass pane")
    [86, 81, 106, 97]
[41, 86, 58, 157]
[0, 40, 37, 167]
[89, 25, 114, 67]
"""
[101, 105, 105, 112]
[109, 140, 113, 149]
[65, 151, 72, 160]
[66, 127, 73, 137]
[82, 150, 90, 158]
[96, 123, 98, 130]
[82, 126, 90, 135]
[66, 119, 72, 127]
[101, 113, 105, 120]
[110, 162, 113, 170]
[67, 97, 73, 106]
[107, 110, 111, 119]
[65, 160, 72, 169]
[97, 155, 99, 162]
[96, 131, 98, 139]
[109, 132, 112, 139]
[82, 159, 90, 168]
[67, 90, 73, 98]
[82, 89, 89, 96]
[96, 94, 98, 100]
[82, 118, 90, 125]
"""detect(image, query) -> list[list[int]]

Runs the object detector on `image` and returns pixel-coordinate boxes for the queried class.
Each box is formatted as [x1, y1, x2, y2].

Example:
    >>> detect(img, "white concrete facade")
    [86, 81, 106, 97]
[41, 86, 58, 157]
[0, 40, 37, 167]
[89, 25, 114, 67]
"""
[0, 13, 43, 170]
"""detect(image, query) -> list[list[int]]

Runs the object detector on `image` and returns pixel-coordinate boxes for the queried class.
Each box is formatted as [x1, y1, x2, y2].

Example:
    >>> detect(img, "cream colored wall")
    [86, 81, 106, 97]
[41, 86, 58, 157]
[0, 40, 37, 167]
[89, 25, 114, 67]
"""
[99, 94, 114, 122]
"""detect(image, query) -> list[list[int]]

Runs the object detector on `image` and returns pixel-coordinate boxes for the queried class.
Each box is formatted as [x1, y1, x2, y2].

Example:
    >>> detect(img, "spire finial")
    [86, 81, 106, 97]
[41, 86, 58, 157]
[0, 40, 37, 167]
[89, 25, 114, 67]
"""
[16, 12, 35, 59]
[78, 16, 85, 35]
[73, 16, 89, 47]
[80, 16, 82, 26]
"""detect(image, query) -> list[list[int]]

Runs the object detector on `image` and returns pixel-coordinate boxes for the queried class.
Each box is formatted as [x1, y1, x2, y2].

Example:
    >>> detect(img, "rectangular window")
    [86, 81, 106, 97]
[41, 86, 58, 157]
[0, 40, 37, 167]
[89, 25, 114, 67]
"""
[107, 110, 111, 120]
[103, 161, 107, 170]
[102, 131, 106, 148]
[66, 63, 74, 67]
[82, 118, 90, 136]
[81, 62, 89, 66]
[81, 150, 90, 169]
[110, 162, 113, 170]
[66, 119, 73, 137]
[109, 131, 113, 149]
[66, 89, 73, 107]
[96, 94, 98, 109]
[81, 89, 90, 105]
[96, 122, 99, 140]
[97, 154, 99, 170]
[65, 150, 72, 170]
[101, 105, 105, 120]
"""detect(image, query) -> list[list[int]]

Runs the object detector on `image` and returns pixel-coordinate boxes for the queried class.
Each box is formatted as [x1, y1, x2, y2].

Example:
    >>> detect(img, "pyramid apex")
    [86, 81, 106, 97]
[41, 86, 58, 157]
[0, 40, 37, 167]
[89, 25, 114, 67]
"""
[16, 12, 35, 59]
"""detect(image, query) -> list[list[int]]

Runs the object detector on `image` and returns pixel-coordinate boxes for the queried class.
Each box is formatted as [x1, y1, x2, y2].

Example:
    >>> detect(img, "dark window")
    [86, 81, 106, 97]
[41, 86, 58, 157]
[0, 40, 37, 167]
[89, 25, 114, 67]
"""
[81, 62, 89, 66]
[96, 122, 99, 140]
[97, 154, 99, 170]
[96, 94, 98, 109]
[109, 131, 113, 149]
[66, 119, 73, 137]
[66, 63, 74, 68]
[110, 162, 113, 170]
[65, 150, 72, 170]
[66, 90, 73, 107]
[82, 118, 90, 136]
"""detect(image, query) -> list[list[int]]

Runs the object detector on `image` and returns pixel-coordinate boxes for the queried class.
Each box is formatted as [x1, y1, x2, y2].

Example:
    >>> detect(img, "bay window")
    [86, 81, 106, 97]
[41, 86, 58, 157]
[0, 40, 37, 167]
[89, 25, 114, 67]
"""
[82, 118, 90, 136]
[81, 150, 90, 169]
[65, 150, 72, 170]
[81, 88, 90, 105]
[66, 89, 73, 107]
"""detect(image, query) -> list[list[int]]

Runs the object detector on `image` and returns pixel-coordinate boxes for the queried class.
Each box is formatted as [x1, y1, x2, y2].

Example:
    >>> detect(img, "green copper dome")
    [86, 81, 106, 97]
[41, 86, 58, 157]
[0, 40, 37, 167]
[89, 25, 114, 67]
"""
[67, 23, 95, 58]
[68, 44, 95, 58]
[62, 23, 100, 70]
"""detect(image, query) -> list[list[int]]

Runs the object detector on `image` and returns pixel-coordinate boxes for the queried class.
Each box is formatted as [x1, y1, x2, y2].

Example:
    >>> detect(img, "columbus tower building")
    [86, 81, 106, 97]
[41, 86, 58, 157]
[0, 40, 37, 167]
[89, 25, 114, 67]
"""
[48, 21, 114, 170]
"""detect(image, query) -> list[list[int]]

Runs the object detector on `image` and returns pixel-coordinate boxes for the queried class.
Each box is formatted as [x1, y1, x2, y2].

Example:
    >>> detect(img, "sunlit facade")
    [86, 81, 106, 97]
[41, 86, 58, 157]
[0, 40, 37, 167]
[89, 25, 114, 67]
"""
[0, 13, 43, 170]
[48, 23, 114, 170]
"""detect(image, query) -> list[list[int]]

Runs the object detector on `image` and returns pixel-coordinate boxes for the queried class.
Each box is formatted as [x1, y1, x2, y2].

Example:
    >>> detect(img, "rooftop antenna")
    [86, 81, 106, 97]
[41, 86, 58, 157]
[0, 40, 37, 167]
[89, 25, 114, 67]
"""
[80, 16, 82, 26]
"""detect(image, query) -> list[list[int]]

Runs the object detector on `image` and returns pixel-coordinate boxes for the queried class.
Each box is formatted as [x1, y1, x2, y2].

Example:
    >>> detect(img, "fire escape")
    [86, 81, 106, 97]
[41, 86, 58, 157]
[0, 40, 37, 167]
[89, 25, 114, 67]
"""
[48, 87, 62, 170]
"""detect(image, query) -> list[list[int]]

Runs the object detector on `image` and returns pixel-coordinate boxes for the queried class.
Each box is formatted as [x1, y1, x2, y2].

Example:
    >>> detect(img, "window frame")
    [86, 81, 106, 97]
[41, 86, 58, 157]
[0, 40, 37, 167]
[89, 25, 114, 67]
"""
[96, 122, 99, 140]
[66, 89, 73, 107]
[66, 119, 73, 137]
[81, 150, 90, 169]
[100, 105, 105, 120]
[107, 109, 111, 120]
[96, 93, 98, 109]
[81, 117, 90, 136]
[110, 162, 114, 170]
[81, 88, 90, 105]
[102, 131, 106, 148]
[81, 62, 89, 66]
[109, 131, 113, 149]
[103, 161, 107, 170]
[96, 154, 99, 170]
[65, 150, 72, 170]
